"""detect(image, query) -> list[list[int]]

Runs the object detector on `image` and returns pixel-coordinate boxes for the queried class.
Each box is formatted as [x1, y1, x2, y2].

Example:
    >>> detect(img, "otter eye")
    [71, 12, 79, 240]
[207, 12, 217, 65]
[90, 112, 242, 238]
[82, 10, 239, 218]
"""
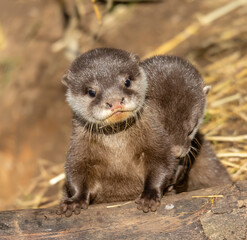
[88, 89, 96, 98]
[124, 79, 131, 88]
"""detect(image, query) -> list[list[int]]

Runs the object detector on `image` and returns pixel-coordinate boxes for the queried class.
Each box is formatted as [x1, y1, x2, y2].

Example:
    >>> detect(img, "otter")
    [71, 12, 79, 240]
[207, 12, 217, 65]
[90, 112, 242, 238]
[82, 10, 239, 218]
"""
[58, 48, 230, 217]
[58, 48, 178, 216]
[141, 56, 231, 193]
[141, 55, 209, 158]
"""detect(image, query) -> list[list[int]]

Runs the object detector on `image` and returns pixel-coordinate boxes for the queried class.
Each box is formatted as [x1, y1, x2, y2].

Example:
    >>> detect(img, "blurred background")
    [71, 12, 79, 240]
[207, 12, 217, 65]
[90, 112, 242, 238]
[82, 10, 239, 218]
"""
[0, 0, 246, 211]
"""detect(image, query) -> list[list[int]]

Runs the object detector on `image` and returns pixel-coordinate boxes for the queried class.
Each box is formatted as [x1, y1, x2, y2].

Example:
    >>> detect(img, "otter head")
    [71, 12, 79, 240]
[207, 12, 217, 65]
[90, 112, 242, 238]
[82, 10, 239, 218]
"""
[150, 56, 211, 159]
[170, 84, 210, 158]
[62, 48, 147, 127]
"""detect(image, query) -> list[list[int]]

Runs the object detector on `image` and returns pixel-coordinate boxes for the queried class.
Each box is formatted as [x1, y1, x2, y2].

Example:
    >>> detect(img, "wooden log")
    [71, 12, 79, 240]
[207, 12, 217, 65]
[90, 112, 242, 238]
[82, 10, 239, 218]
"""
[0, 181, 246, 240]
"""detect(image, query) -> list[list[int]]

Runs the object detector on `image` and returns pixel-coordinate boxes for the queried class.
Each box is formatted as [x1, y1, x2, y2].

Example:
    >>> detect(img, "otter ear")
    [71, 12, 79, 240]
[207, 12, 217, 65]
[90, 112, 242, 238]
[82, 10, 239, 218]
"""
[61, 74, 70, 87]
[131, 53, 140, 63]
[61, 74, 68, 87]
[203, 85, 211, 95]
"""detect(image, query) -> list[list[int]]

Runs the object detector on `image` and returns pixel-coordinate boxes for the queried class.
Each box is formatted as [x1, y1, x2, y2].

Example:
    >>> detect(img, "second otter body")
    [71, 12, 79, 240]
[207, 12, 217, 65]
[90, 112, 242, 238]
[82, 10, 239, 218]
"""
[141, 56, 231, 193]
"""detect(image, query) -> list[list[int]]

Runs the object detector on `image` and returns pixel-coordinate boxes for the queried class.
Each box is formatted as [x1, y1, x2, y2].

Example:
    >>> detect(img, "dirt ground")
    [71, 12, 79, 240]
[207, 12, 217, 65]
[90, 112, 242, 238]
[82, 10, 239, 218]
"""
[0, 0, 246, 210]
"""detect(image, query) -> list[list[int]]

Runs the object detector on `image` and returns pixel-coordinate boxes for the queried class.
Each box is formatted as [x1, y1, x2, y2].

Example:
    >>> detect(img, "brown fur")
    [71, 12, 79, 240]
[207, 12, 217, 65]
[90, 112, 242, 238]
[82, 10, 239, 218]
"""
[141, 55, 207, 157]
[58, 49, 231, 217]
[141, 56, 231, 193]
[58, 48, 178, 216]
[174, 132, 232, 193]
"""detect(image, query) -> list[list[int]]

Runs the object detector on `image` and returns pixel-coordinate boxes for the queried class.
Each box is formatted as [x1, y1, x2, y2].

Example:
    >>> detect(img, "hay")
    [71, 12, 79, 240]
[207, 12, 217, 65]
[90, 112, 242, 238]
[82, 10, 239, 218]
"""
[0, 23, 7, 50]
[91, 0, 102, 23]
[144, 0, 247, 58]
[16, 158, 64, 209]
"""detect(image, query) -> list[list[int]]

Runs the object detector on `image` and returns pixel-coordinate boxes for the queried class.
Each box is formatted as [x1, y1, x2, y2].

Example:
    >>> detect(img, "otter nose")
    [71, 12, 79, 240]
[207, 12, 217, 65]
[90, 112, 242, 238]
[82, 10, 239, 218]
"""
[106, 98, 125, 111]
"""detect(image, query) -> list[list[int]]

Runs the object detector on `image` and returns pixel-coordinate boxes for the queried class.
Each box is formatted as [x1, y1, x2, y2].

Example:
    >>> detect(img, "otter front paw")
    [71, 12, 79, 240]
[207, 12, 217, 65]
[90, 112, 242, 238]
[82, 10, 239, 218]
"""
[135, 190, 161, 213]
[57, 198, 88, 217]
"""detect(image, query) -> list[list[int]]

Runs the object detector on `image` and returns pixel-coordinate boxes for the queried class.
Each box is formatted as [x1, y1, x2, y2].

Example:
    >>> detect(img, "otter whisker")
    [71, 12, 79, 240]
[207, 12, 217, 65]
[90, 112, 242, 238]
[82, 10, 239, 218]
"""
[90, 122, 94, 143]
[194, 137, 201, 148]
[124, 119, 128, 131]
[189, 147, 196, 160]
[190, 145, 199, 154]
[96, 123, 99, 136]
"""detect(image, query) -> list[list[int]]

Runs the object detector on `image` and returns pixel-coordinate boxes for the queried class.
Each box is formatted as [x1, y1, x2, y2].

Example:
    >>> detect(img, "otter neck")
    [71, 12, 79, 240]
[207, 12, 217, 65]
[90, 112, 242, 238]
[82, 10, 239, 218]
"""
[73, 112, 141, 136]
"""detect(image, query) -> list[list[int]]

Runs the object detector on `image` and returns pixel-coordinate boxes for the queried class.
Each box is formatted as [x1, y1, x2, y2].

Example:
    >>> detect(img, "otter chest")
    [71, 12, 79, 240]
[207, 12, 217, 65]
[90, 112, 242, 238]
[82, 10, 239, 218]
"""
[99, 132, 142, 173]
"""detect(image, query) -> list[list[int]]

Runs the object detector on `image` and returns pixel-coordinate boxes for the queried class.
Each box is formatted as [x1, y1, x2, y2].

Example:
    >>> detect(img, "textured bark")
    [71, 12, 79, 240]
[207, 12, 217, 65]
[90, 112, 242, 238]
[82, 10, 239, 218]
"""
[0, 181, 246, 240]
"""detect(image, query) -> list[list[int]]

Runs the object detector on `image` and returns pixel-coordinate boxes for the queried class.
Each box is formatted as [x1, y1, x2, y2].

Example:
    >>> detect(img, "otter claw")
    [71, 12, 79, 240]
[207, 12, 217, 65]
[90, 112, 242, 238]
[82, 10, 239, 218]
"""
[135, 191, 161, 213]
[57, 199, 88, 217]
